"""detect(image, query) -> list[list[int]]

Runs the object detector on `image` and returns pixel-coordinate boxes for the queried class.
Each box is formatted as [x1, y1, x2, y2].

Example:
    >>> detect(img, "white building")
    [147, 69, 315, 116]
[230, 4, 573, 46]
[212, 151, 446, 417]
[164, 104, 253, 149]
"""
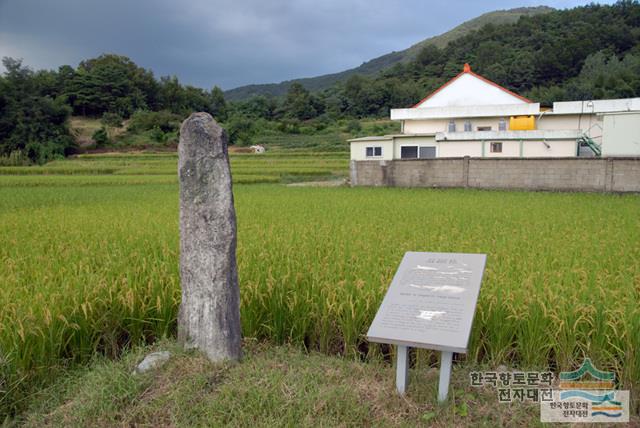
[350, 64, 640, 160]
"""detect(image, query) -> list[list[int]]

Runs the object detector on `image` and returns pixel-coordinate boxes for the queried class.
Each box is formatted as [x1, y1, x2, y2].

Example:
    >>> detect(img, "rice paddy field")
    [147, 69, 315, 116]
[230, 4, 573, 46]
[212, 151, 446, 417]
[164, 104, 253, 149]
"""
[1, 151, 639, 418]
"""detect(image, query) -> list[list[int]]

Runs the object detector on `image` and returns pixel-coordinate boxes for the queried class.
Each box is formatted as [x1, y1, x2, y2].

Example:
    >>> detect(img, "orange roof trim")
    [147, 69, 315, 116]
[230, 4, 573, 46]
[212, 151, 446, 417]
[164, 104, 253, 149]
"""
[412, 63, 532, 108]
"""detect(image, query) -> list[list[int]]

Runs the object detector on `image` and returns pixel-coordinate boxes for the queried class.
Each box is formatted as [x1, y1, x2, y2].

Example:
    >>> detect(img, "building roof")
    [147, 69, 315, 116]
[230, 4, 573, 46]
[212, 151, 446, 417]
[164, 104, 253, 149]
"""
[549, 98, 640, 115]
[349, 134, 436, 143]
[348, 136, 392, 143]
[349, 130, 580, 144]
[413, 64, 532, 108]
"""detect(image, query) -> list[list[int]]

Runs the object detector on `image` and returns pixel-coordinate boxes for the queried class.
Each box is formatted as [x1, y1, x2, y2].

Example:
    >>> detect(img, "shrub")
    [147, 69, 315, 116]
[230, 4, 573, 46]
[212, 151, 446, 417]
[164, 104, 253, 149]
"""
[224, 115, 255, 146]
[128, 110, 182, 134]
[345, 120, 362, 134]
[311, 114, 332, 131]
[92, 127, 110, 147]
[101, 112, 123, 128]
[0, 150, 30, 166]
[24, 139, 70, 165]
[150, 126, 168, 143]
[277, 119, 301, 134]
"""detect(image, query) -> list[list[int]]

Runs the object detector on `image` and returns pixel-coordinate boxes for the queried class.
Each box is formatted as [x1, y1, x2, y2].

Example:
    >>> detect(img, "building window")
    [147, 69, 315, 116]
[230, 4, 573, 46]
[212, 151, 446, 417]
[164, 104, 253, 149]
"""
[464, 121, 472, 132]
[366, 146, 382, 157]
[419, 146, 436, 158]
[448, 120, 456, 132]
[477, 126, 492, 131]
[400, 146, 418, 159]
[499, 118, 507, 131]
[490, 142, 503, 153]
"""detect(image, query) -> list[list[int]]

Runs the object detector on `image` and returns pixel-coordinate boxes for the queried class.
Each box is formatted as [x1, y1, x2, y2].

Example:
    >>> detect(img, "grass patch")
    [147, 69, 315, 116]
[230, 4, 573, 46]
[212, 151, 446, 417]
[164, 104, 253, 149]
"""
[18, 340, 556, 427]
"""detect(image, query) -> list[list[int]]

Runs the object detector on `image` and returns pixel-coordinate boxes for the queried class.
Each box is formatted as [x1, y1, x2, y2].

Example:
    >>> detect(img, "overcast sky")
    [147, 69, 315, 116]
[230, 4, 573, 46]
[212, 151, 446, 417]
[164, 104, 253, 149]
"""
[0, 0, 615, 90]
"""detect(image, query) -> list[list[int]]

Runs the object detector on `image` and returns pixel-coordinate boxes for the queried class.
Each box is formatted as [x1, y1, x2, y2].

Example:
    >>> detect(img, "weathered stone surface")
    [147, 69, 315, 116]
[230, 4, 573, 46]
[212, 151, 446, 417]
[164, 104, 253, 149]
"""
[133, 351, 171, 374]
[178, 112, 241, 362]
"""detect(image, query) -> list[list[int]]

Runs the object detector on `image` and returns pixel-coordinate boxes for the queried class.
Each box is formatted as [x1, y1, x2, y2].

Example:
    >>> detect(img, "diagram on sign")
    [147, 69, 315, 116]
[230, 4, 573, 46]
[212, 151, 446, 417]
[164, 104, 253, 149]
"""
[404, 262, 471, 294]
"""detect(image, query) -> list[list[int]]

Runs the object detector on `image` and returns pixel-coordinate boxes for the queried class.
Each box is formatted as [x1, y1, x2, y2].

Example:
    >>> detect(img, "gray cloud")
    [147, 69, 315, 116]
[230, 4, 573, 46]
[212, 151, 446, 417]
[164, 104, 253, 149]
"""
[0, 0, 615, 89]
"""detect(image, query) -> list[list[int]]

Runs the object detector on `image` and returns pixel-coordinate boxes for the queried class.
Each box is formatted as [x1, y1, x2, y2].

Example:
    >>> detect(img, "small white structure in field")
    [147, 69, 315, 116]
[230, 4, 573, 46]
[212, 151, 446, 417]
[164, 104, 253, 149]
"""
[350, 63, 640, 159]
[250, 145, 266, 154]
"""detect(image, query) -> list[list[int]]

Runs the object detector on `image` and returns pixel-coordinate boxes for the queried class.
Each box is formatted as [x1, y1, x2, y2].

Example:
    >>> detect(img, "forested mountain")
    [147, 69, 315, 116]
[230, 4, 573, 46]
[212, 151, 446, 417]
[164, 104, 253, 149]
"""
[1, 1, 640, 163]
[328, 0, 640, 116]
[224, 6, 553, 101]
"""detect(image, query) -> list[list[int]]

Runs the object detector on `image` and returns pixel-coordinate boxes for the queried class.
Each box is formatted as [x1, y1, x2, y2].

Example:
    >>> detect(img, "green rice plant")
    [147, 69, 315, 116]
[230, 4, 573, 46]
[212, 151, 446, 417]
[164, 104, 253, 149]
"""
[0, 174, 280, 187]
[0, 152, 349, 184]
[0, 166, 119, 175]
[0, 154, 638, 418]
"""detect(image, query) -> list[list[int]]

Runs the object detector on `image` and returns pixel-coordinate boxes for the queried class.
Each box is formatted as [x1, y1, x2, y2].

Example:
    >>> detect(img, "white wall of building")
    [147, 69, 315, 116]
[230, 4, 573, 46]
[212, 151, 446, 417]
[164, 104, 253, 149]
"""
[522, 139, 576, 157]
[537, 114, 603, 143]
[350, 140, 394, 161]
[602, 112, 640, 156]
[438, 141, 482, 157]
[483, 141, 520, 157]
[392, 103, 539, 120]
[404, 117, 507, 134]
[404, 119, 447, 134]
[393, 136, 437, 159]
[417, 73, 528, 107]
[552, 98, 640, 114]
[404, 114, 605, 138]
[351, 137, 581, 160]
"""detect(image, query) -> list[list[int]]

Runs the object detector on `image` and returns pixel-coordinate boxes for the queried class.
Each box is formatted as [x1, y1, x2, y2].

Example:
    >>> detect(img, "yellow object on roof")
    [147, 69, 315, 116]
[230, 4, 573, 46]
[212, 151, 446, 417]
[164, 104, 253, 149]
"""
[510, 115, 536, 130]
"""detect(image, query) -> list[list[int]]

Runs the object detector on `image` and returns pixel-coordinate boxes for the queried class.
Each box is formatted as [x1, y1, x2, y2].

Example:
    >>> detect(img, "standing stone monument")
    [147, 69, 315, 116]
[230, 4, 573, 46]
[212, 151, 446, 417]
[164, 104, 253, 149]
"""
[178, 112, 241, 362]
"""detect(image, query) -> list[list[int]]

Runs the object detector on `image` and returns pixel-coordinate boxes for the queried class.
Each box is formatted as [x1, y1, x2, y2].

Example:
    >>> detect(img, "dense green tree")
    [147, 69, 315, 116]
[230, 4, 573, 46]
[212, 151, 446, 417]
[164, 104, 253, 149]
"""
[232, 95, 279, 120]
[157, 76, 216, 115]
[182, 85, 212, 113]
[0, 58, 74, 163]
[224, 113, 255, 146]
[409, 45, 446, 80]
[282, 82, 323, 120]
[566, 51, 640, 99]
[92, 127, 110, 147]
[158, 75, 186, 114]
[66, 54, 155, 117]
[209, 86, 227, 121]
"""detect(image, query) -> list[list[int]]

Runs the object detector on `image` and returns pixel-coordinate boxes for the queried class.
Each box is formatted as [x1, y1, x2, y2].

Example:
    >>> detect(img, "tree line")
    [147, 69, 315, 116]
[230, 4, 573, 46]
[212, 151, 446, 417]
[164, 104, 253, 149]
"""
[0, 54, 228, 163]
[1, 1, 639, 163]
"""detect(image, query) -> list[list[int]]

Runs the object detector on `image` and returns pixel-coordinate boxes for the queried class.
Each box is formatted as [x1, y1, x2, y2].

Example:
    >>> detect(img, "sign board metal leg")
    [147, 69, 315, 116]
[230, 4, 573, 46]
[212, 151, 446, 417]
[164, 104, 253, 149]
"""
[396, 345, 409, 395]
[438, 351, 453, 403]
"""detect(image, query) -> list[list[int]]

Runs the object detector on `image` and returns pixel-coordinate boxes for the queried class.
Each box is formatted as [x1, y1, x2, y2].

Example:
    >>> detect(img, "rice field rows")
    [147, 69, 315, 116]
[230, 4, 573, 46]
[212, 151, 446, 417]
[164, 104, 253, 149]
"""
[0, 152, 349, 184]
[0, 153, 639, 417]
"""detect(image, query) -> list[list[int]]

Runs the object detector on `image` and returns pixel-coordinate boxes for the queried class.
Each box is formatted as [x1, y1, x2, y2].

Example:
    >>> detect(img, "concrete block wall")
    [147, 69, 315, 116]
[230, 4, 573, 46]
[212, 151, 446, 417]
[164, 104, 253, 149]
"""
[351, 157, 640, 193]
[467, 158, 607, 191]
[391, 159, 466, 188]
[612, 159, 640, 192]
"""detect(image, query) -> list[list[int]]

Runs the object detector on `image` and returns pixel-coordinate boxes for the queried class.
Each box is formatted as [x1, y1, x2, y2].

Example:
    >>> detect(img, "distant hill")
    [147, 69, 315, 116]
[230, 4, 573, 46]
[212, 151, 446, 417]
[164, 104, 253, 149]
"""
[224, 6, 554, 101]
